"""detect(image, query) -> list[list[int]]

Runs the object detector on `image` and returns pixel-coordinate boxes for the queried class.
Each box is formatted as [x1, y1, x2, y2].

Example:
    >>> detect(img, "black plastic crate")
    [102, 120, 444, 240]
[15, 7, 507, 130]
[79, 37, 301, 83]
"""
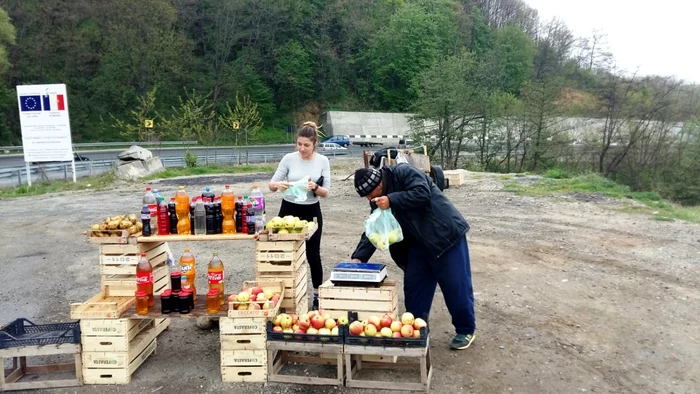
[345, 312, 429, 348]
[266, 320, 344, 344]
[0, 318, 80, 349]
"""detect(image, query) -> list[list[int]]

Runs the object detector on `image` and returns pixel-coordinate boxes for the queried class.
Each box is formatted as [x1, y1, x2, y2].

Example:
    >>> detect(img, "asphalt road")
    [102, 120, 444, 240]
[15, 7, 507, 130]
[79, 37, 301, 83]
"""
[0, 144, 369, 169]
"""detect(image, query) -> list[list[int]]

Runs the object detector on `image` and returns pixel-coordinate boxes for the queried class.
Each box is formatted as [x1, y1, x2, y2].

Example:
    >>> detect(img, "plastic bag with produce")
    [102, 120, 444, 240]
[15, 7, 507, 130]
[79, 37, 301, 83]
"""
[363, 208, 404, 251]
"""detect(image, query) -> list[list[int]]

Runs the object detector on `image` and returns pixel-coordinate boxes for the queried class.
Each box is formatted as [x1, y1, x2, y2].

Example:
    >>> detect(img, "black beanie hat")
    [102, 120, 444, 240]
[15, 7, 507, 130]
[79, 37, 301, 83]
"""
[354, 168, 382, 197]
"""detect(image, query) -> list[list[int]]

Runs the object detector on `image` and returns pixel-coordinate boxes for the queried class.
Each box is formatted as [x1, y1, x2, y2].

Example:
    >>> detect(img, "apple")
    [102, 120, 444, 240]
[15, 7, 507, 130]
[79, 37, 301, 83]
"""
[310, 315, 326, 330]
[413, 330, 421, 338]
[376, 333, 382, 337]
[318, 328, 331, 335]
[401, 312, 415, 326]
[390, 321, 403, 333]
[325, 319, 336, 330]
[393, 331, 402, 338]
[331, 327, 339, 335]
[283, 328, 293, 333]
[294, 330, 305, 334]
[368, 316, 381, 329]
[271, 295, 280, 305]
[290, 314, 298, 325]
[262, 301, 273, 310]
[263, 290, 274, 300]
[251, 286, 263, 296]
[322, 313, 332, 321]
[249, 293, 257, 302]
[306, 327, 319, 335]
[307, 311, 320, 319]
[379, 314, 393, 329]
[272, 326, 283, 332]
[227, 294, 236, 303]
[292, 324, 299, 331]
[337, 316, 349, 325]
[273, 315, 282, 326]
[380, 327, 393, 337]
[349, 321, 364, 336]
[298, 319, 310, 331]
[237, 291, 250, 302]
[251, 303, 261, 310]
[413, 318, 427, 330]
[364, 323, 377, 336]
[256, 292, 268, 302]
[279, 314, 293, 329]
[401, 324, 414, 338]
[237, 304, 248, 310]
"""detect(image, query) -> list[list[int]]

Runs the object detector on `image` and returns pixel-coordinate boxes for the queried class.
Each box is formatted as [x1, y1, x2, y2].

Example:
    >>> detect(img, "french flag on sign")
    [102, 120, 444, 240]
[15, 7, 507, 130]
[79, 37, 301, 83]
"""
[41, 94, 66, 111]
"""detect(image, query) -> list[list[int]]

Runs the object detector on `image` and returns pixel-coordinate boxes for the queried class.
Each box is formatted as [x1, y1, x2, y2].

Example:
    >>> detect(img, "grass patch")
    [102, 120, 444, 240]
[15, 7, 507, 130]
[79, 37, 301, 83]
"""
[498, 175, 513, 180]
[0, 172, 117, 198]
[144, 164, 276, 180]
[544, 168, 571, 179]
[505, 173, 700, 224]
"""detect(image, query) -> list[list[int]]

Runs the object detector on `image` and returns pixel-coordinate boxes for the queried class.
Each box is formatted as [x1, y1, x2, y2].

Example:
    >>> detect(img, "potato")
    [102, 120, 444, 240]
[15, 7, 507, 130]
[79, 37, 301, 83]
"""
[135, 222, 143, 231]
[99, 223, 108, 231]
[127, 214, 137, 223]
[91, 224, 100, 231]
[128, 225, 139, 234]
[119, 220, 131, 230]
[108, 220, 120, 230]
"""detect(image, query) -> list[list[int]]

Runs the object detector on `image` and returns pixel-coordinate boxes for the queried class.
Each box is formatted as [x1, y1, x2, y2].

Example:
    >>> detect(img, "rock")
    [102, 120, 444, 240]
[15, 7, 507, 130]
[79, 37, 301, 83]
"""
[115, 157, 164, 180]
[117, 145, 153, 161]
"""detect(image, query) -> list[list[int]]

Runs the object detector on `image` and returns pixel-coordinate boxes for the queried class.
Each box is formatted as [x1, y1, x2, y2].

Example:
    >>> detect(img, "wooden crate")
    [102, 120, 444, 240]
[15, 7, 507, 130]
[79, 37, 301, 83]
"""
[0, 343, 82, 391]
[81, 318, 169, 385]
[221, 365, 268, 383]
[254, 241, 306, 275]
[220, 317, 267, 383]
[100, 242, 172, 297]
[257, 263, 308, 299]
[101, 264, 170, 297]
[318, 280, 399, 321]
[227, 280, 284, 319]
[443, 169, 465, 186]
[69, 288, 134, 320]
[344, 338, 433, 392]
[267, 341, 344, 386]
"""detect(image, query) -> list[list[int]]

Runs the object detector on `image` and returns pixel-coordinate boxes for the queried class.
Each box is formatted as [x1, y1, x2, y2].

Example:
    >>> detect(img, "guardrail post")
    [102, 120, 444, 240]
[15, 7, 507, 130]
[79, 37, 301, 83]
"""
[17, 169, 22, 186]
[64, 164, 68, 179]
[89, 161, 93, 176]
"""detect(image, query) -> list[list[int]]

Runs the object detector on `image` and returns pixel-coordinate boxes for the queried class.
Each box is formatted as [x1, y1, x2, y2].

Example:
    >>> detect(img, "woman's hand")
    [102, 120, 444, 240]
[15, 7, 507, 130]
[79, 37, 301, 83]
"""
[274, 181, 290, 192]
[307, 180, 318, 191]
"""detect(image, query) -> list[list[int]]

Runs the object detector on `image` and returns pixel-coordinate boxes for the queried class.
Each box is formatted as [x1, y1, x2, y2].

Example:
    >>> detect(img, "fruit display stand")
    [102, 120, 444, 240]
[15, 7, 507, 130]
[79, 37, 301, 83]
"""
[344, 325, 432, 393]
[265, 321, 345, 386]
[219, 317, 268, 383]
[254, 240, 309, 317]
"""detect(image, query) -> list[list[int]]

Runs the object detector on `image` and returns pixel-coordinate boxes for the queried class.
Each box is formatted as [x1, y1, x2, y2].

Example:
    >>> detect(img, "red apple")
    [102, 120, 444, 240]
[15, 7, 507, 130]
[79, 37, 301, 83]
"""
[368, 316, 381, 329]
[393, 331, 402, 338]
[311, 315, 326, 330]
[294, 330, 305, 334]
[349, 321, 364, 336]
[249, 293, 257, 302]
[379, 314, 393, 329]
[227, 294, 236, 303]
[401, 312, 415, 326]
[271, 295, 280, 305]
[307, 310, 320, 319]
[298, 319, 310, 331]
[364, 323, 377, 336]
[413, 318, 427, 330]
[292, 324, 299, 331]
[251, 286, 263, 296]
[401, 324, 414, 338]
[251, 303, 261, 310]
[290, 314, 298, 325]
[324, 319, 336, 330]
[390, 321, 403, 333]
[413, 330, 421, 338]
[380, 327, 393, 337]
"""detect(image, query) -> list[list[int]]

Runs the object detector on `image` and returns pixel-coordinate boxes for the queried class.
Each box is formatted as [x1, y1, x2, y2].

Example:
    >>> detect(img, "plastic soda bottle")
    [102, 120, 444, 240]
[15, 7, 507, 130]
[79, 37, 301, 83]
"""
[158, 197, 169, 235]
[168, 197, 178, 234]
[179, 248, 196, 300]
[143, 187, 157, 234]
[194, 197, 206, 235]
[207, 252, 225, 306]
[202, 186, 215, 201]
[175, 186, 191, 235]
[221, 185, 236, 234]
[136, 253, 154, 307]
[141, 205, 151, 237]
[250, 184, 265, 214]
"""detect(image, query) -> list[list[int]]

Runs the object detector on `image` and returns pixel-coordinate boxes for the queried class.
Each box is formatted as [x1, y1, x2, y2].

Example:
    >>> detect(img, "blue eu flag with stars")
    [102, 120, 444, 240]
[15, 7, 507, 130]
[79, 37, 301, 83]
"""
[20, 95, 42, 112]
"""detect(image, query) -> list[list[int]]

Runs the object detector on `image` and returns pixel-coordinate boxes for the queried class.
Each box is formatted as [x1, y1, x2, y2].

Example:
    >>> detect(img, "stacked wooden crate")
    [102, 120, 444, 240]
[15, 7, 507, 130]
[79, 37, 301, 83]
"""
[99, 242, 172, 297]
[254, 240, 309, 316]
[79, 317, 169, 384]
[219, 317, 268, 383]
[318, 279, 399, 321]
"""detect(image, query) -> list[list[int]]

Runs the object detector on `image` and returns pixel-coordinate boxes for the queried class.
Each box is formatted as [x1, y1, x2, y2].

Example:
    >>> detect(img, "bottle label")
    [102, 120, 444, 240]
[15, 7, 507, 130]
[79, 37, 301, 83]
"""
[180, 265, 192, 274]
[136, 271, 153, 285]
[208, 271, 224, 284]
[147, 203, 157, 217]
[141, 213, 150, 220]
[254, 197, 264, 211]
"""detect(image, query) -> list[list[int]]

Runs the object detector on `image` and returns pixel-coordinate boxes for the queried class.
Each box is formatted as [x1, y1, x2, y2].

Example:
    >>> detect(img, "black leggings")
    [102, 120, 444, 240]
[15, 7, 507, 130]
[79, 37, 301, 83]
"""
[278, 200, 324, 289]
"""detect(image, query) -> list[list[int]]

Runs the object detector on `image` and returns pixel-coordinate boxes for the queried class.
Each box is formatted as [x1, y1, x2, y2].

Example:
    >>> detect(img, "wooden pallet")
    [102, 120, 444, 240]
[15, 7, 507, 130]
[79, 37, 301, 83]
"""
[81, 318, 169, 385]
[318, 280, 399, 321]
[69, 288, 134, 319]
[344, 339, 432, 393]
[267, 341, 344, 386]
[0, 343, 82, 391]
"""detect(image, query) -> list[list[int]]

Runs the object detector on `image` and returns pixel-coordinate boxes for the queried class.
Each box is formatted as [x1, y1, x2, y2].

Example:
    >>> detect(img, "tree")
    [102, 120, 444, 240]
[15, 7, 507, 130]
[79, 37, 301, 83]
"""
[0, 7, 16, 77]
[219, 94, 263, 164]
[273, 39, 314, 111]
[111, 88, 159, 142]
[160, 89, 215, 144]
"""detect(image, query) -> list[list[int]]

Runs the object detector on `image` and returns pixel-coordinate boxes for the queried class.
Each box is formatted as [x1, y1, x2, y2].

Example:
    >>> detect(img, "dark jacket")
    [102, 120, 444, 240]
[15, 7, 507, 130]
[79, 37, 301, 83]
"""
[351, 164, 469, 267]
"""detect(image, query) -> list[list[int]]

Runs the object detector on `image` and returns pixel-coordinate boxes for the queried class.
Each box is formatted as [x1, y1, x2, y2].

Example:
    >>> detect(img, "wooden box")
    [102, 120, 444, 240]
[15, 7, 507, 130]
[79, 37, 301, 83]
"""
[443, 169, 465, 186]
[99, 242, 172, 297]
[318, 280, 399, 321]
[267, 341, 344, 387]
[254, 240, 306, 276]
[0, 343, 82, 391]
[219, 317, 267, 383]
[81, 318, 169, 385]
[69, 288, 134, 320]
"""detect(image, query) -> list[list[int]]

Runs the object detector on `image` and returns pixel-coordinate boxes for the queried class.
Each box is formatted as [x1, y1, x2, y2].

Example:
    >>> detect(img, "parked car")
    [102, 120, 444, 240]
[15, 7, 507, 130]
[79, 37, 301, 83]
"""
[319, 142, 348, 152]
[321, 135, 351, 147]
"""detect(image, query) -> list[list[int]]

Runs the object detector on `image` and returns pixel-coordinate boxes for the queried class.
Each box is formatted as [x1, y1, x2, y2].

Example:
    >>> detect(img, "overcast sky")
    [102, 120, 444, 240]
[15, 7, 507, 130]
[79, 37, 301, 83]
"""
[524, 0, 699, 83]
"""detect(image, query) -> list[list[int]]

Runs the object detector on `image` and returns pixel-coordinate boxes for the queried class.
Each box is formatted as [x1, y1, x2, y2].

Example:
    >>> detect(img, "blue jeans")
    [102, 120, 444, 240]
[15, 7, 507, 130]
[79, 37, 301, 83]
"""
[403, 236, 476, 335]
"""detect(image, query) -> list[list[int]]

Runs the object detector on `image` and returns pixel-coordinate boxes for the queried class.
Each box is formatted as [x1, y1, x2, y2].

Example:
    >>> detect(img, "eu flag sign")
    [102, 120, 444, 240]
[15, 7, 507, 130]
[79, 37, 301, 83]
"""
[20, 95, 42, 112]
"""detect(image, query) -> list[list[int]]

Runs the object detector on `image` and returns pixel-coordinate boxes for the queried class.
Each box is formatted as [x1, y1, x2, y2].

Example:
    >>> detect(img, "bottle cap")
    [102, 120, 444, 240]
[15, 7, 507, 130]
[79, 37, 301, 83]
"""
[184, 248, 190, 252]
[161, 289, 172, 297]
[212, 252, 218, 256]
[179, 186, 184, 190]
[141, 253, 147, 257]
[146, 187, 151, 191]
[225, 185, 230, 188]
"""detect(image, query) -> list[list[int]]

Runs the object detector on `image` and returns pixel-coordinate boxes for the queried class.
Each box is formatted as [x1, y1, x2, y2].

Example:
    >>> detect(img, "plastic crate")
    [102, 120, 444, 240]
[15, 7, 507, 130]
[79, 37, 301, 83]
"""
[0, 318, 80, 349]
[345, 312, 428, 348]
[266, 321, 344, 344]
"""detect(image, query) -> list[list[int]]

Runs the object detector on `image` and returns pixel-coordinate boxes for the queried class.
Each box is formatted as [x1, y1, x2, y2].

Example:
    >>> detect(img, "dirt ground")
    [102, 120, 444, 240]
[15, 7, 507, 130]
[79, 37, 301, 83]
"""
[2, 157, 699, 394]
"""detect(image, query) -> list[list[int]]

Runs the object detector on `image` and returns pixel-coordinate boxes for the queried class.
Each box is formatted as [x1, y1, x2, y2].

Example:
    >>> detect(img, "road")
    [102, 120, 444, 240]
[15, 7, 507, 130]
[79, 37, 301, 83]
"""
[0, 144, 369, 169]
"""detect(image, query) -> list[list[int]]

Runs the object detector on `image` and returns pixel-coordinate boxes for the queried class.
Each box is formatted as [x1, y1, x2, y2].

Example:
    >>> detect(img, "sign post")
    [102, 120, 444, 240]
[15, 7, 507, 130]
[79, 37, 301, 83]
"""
[17, 84, 74, 184]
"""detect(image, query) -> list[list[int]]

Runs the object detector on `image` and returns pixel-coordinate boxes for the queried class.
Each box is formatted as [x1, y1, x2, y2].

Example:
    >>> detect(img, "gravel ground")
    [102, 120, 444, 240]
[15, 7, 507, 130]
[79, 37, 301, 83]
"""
[1, 157, 699, 394]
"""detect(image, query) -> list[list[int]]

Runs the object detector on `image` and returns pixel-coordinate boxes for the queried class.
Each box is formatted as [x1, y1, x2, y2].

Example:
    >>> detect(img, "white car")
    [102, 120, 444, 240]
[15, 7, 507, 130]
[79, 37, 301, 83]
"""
[319, 142, 347, 151]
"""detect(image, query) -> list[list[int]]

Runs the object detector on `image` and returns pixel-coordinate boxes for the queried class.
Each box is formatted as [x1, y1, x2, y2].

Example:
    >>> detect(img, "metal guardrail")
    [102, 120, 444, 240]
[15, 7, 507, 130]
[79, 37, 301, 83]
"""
[0, 141, 199, 152]
[0, 149, 352, 187]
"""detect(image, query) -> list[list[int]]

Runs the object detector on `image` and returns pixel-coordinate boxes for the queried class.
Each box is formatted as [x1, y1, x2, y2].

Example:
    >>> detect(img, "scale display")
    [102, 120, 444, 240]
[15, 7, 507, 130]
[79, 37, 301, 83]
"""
[330, 262, 387, 284]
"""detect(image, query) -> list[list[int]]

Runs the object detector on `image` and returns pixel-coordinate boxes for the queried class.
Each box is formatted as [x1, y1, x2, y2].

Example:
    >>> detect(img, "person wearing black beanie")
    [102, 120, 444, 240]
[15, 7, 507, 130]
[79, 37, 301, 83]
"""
[350, 163, 476, 350]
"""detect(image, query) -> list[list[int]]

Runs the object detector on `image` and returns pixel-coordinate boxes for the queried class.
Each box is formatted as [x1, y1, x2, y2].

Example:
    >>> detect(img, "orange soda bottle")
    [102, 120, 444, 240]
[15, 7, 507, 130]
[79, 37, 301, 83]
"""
[207, 252, 225, 305]
[221, 185, 236, 234]
[136, 253, 154, 307]
[175, 186, 191, 235]
[179, 248, 196, 300]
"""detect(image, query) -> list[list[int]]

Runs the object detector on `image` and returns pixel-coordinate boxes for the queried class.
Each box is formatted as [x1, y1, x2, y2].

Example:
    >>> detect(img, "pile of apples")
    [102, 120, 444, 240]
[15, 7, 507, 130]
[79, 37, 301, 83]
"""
[271, 310, 347, 336]
[348, 312, 427, 339]
[227, 285, 281, 310]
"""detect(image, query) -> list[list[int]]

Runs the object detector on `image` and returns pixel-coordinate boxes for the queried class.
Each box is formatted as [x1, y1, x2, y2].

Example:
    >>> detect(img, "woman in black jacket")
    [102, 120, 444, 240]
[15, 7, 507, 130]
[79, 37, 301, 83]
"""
[351, 164, 476, 350]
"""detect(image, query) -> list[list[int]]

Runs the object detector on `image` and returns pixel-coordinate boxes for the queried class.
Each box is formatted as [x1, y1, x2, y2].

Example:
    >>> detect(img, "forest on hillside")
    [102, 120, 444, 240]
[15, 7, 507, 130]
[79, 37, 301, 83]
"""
[0, 0, 698, 203]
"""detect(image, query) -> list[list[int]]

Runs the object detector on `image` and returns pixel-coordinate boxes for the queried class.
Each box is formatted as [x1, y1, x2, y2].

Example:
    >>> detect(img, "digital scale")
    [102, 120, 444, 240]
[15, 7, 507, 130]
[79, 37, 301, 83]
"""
[330, 262, 388, 286]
